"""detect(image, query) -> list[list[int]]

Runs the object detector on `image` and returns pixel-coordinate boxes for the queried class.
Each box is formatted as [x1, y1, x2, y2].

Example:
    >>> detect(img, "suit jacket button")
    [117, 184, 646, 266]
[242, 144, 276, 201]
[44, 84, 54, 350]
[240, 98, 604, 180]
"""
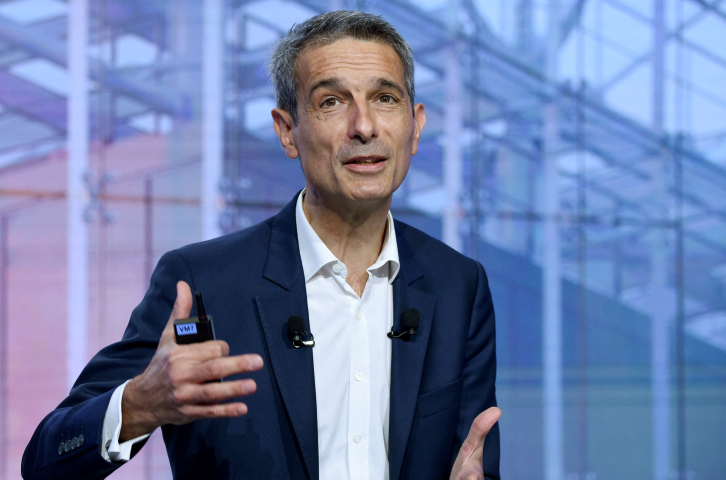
[64, 440, 71, 453]
[71, 437, 78, 449]
[78, 434, 84, 447]
[58, 442, 64, 455]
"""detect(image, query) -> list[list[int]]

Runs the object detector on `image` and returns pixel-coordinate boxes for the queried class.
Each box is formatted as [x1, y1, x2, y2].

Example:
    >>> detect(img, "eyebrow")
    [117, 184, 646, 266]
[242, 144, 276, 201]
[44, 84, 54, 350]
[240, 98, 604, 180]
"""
[307, 77, 406, 98]
[308, 78, 342, 97]
[373, 78, 405, 97]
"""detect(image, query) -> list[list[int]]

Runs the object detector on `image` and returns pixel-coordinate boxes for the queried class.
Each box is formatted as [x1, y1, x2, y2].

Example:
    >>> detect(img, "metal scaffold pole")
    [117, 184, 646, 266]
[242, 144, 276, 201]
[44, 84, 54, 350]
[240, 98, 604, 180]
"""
[67, 0, 89, 391]
[443, 0, 463, 252]
[202, 0, 224, 241]
[542, 1, 563, 479]
[651, 2, 671, 479]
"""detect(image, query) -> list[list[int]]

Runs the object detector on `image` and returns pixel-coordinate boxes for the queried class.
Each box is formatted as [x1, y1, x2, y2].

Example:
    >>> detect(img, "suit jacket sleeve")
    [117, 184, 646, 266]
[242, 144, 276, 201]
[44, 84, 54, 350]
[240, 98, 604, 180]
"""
[454, 261, 500, 480]
[21, 250, 195, 480]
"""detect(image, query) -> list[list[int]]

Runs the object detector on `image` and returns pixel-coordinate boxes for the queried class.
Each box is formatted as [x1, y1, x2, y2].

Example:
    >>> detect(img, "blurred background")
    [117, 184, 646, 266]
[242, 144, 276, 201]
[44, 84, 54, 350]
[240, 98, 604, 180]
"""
[0, 0, 724, 479]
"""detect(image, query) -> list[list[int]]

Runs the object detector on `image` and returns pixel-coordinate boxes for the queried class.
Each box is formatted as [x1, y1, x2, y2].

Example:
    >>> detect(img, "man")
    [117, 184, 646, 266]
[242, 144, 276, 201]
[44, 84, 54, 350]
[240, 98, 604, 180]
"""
[22, 10, 500, 480]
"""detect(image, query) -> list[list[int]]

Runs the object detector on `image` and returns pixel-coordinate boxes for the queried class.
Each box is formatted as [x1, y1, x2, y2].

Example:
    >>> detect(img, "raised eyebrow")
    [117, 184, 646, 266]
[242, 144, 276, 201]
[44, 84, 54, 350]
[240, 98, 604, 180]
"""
[308, 77, 343, 97]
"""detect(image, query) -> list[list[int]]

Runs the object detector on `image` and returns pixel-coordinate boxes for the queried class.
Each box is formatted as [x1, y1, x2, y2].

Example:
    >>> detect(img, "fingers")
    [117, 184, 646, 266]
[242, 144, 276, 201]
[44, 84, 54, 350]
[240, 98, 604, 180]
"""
[174, 378, 258, 406]
[171, 340, 231, 362]
[180, 401, 249, 420]
[160, 281, 194, 345]
[187, 354, 264, 383]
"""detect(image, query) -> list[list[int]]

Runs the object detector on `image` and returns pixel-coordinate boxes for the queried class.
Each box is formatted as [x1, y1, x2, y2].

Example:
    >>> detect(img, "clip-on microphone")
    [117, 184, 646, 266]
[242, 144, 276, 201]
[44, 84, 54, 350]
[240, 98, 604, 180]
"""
[288, 315, 315, 348]
[388, 308, 420, 340]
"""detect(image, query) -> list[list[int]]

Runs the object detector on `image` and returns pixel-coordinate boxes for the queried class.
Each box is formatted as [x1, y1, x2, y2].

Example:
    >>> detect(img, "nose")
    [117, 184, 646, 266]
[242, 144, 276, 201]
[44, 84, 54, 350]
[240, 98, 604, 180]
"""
[347, 100, 377, 143]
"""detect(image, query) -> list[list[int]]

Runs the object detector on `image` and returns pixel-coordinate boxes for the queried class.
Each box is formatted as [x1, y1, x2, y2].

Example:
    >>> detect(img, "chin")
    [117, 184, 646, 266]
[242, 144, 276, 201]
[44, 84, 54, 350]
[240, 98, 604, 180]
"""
[346, 183, 391, 199]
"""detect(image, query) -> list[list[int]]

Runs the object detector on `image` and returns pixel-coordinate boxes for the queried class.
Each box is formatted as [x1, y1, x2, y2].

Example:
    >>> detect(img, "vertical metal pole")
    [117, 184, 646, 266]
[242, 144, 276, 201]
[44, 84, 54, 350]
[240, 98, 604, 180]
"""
[144, 177, 154, 282]
[468, 43, 480, 259]
[67, 0, 90, 391]
[516, 0, 533, 52]
[575, 23, 589, 480]
[499, 0, 510, 44]
[651, 2, 671, 479]
[674, 135, 686, 480]
[202, 0, 223, 241]
[673, 2, 687, 477]
[443, 0, 463, 252]
[543, 1, 563, 480]
[0, 217, 8, 480]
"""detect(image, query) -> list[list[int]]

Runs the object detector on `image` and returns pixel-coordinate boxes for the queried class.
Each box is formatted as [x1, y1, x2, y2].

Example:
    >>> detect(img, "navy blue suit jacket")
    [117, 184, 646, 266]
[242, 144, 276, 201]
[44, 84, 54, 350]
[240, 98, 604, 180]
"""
[22, 193, 499, 480]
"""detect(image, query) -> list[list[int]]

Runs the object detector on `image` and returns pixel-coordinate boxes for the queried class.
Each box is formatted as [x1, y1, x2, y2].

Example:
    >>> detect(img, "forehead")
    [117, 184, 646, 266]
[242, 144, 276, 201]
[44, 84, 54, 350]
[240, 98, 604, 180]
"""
[296, 38, 405, 93]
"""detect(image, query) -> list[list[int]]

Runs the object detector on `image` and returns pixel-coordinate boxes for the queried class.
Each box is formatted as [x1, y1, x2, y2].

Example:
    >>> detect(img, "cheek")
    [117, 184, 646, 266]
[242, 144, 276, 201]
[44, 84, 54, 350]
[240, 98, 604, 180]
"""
[297, 121, 340, 156]
[392, 157, 410, 187]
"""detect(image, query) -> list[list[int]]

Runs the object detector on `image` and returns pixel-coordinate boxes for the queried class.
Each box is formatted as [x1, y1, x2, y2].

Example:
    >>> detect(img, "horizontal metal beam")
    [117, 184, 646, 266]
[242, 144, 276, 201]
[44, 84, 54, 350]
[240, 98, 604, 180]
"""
[0, 15, 186, 116]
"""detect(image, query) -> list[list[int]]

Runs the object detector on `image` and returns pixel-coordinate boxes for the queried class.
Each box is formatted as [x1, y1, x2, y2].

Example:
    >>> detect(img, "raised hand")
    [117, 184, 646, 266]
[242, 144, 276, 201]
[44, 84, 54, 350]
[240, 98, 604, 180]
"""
[449, 407, 501, 480]
[119, 281, 263, 441]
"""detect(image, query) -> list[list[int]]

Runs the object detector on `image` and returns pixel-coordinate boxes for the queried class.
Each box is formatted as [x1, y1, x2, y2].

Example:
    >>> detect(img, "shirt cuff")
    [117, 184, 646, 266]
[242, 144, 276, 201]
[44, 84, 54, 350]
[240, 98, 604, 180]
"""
[101, 380, 152, 463]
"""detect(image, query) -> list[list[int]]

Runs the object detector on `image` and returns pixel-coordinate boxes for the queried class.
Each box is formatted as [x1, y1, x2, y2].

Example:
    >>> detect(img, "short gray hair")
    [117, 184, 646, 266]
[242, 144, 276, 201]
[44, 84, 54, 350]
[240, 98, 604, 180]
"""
[268, 10, 416, 124]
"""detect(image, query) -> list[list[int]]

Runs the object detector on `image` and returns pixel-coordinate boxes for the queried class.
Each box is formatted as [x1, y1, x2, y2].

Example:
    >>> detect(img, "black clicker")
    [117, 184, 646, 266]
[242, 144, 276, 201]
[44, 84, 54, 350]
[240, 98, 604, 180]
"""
[174, 292, 216, 345]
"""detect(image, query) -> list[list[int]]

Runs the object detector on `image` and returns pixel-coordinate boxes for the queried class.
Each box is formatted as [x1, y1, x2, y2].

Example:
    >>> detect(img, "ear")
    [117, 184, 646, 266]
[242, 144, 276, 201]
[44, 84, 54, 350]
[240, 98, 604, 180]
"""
[411, 103, 427, 156]
[272, 108, 299, 159]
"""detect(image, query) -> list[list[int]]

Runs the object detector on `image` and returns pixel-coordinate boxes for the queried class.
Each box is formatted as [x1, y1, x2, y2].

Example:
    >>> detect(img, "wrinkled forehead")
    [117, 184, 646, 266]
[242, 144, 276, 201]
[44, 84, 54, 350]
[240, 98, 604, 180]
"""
[294, 37, 406, 96]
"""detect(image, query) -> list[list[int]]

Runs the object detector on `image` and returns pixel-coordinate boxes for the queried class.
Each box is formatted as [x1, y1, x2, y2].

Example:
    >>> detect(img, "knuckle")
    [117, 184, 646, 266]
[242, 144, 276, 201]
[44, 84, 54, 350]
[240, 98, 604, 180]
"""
[202, 404, 222, 418]
[204, 361, 223, 379]
[171, 389, 187, 406]
[241, 356, 256, 371]
[168, 367, 185, 388]
[199, 385, 217, 403]
[166, 349, 184, 365]
[211, 342, 225, 357]
[178, 405, 194, 420]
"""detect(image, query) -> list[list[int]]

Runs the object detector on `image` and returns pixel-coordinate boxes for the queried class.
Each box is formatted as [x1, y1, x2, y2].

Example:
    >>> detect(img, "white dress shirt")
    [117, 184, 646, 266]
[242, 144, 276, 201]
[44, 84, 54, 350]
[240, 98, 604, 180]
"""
[296, 191, 399, 480]
[103, 190, 399, 480]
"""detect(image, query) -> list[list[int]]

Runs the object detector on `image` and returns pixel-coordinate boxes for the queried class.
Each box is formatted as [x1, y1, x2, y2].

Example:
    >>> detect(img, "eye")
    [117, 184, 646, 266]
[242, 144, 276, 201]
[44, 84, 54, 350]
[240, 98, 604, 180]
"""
[379, 94, 395, 104]
[321, 97, 339, 107]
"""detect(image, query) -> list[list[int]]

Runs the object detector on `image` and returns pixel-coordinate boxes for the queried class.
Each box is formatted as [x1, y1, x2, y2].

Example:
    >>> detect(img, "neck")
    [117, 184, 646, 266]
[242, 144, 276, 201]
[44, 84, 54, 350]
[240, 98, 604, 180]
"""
[302, 188, 390, 290]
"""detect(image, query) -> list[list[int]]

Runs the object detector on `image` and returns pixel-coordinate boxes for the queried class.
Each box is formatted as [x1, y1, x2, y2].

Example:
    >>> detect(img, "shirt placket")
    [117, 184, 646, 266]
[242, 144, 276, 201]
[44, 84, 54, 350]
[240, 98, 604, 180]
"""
[348, 274, 370, 480]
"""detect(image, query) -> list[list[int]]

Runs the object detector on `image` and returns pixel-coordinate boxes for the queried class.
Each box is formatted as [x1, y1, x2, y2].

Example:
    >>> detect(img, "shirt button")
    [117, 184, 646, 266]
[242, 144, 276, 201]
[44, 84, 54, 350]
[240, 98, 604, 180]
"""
[353, 434, 362, 443]
[356, 312, 362, 321]
[332, 263, 342, 274]
[355, 372, 363, 381]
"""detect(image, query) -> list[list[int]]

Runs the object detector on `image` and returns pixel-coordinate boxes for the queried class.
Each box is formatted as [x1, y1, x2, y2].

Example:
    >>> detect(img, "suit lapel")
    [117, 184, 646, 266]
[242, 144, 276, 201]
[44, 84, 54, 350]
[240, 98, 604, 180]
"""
[388, 224, 436, 480]
[255, 194, 319, 480]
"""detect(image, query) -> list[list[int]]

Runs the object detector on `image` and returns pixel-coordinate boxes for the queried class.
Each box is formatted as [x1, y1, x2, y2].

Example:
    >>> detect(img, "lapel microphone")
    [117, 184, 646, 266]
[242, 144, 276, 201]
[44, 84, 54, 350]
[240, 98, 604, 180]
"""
[288, 315, 315, 348]
[388, 308, 420, 340]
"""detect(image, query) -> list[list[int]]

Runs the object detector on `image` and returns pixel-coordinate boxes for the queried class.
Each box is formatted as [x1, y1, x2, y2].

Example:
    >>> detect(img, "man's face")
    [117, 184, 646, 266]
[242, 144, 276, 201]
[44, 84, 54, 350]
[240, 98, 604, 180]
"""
[272, 38, 426, 210]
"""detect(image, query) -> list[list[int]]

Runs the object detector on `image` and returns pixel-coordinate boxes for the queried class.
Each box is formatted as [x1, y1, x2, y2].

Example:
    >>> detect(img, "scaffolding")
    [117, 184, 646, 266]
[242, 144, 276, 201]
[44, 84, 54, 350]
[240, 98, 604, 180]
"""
[0, 0, 725, 479]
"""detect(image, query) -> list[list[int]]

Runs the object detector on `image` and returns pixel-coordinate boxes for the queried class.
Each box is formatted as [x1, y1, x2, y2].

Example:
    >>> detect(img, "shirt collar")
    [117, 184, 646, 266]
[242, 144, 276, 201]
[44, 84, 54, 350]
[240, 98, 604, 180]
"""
[295, 189, 400, 284]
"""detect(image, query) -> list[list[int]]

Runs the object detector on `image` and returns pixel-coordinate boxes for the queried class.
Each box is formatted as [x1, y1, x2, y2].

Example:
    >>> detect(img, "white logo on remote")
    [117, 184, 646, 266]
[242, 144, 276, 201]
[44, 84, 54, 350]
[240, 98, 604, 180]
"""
[176, 323, 197, 335]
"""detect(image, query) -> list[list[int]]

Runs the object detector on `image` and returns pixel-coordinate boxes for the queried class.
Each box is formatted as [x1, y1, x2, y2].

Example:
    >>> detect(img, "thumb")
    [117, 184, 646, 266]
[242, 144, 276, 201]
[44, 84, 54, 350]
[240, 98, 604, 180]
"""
[160, 281, 193, 344]
[451, 407, 501, 479]
[463, 407, 501, 467]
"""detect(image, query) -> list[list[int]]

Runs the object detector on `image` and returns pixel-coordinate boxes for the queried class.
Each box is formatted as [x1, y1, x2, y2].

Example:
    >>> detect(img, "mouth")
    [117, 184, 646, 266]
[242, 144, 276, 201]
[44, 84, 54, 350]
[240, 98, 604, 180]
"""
[344, 156, 387, 165]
